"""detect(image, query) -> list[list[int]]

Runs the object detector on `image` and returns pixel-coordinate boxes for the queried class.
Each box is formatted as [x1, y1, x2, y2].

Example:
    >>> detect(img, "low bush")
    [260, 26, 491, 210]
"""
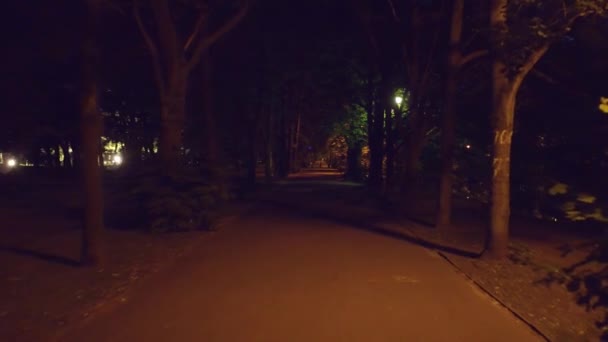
[130, 168, 228, 232]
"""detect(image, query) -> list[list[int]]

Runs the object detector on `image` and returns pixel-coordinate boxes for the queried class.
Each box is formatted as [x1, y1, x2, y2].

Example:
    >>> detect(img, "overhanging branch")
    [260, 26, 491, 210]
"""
[133, 0, 166, 97]
[184, 13, 207, 52]
[186, 0, 250, 72]
[459, 49, 488, 68]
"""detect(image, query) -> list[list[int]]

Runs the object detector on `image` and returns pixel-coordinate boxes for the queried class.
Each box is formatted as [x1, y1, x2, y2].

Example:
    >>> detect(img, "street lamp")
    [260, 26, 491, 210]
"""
[113, 154, 123, 166]
[7, 158, 17, 168]
[395, 96, 403, 106]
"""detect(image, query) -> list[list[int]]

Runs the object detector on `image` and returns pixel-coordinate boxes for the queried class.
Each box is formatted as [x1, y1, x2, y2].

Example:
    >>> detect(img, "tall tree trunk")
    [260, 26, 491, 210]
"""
[80, 0, 104, 266]
[437, 0, 464, 229]
[385, 106, 395, 189]
[246, 113, 257, 187]
[290, 111, 301, 173]
[158, 79, 187, 172]
[346, 141, 363, 181]
[369, 83, 385, 187]
[486, 0, 549, 259]
[264, 107, 274, 182]
[487, 75, 516, 259]
[401, 110, 427, 205]
[201, 51, 224, 189]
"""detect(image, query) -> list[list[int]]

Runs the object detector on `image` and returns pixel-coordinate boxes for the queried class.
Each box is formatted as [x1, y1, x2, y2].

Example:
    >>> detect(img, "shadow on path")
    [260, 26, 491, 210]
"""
[260, 198, 482, 259]
[0, 245, 80, 267]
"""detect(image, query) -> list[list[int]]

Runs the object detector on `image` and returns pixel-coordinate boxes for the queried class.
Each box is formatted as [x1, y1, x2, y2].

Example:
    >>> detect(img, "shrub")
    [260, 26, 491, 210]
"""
[130, 168, 227, 233]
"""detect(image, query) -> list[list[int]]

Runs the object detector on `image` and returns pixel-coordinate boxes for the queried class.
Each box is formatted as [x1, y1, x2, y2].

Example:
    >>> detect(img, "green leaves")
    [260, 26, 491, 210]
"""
[599, 97, 608, 114]
[495, 0, 608, 78]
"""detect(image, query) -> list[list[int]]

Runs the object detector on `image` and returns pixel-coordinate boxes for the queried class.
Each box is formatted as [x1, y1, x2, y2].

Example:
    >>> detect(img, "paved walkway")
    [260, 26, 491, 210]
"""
[60, 198, 541, 342]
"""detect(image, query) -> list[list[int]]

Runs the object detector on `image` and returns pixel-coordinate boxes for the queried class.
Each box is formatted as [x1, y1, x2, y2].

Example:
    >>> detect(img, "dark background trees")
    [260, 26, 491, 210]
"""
[1, 0, 607, 266]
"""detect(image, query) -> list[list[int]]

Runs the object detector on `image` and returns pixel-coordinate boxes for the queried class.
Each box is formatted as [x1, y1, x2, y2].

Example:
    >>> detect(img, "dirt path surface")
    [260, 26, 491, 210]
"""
[59, 179, 542, 342]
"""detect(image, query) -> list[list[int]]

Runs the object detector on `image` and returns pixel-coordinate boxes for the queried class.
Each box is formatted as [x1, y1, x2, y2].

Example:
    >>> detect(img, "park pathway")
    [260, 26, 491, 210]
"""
[60, 170, 541, 342]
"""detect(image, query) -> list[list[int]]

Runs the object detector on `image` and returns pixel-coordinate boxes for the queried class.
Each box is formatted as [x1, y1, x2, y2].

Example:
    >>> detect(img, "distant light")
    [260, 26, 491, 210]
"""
[7, 159, 17, 168]
[395, 96, 403, 106]
[113, 154, 123, 165]
[465, 144, 471, 149]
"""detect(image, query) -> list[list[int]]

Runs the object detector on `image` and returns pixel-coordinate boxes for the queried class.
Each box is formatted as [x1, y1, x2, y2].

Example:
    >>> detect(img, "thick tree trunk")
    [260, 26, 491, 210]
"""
[158, 79, 186, 172]
[486, 0, 549, 259]
[289, 111, 301, 173]
[369, 88, 385, 187]
[437, 71, 457, 228]
[487, 76, 517, 259]
[80, 0, 104, 267]
[202, 54, 218, 165]
[346, 142, 363, 181]
[246, 116, 257, 187]
[437, 0, 464, 229]
[385, 105, 395, 189]
[401, 116, 426, 205]
[264, 108, 274, 182]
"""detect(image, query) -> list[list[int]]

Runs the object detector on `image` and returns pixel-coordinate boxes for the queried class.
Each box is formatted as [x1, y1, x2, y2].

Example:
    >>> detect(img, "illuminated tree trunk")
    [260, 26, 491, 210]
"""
[80, 0, 104, 266]
[486, 0, 549, 259]
[385, 105, 395, 188]
[488, 77, 516, 259]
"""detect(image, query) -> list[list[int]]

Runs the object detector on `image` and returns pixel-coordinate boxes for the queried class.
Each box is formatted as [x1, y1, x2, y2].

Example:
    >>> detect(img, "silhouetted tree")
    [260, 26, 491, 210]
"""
[133, 0, 248, 171]
[437, 0, 487, 229]
[80, 0, 105, 266]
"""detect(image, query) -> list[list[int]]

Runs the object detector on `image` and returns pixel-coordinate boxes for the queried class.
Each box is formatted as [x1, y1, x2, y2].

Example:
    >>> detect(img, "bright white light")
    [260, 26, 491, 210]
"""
[465, 144, 471, 149]
[7, 159, 17, 168]
[113, 154, 123, 165]
[395, 96, 403, 105]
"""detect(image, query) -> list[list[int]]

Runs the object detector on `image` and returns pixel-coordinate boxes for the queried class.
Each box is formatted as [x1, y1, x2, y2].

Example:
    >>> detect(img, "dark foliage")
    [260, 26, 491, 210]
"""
[130, 168, 227, 232]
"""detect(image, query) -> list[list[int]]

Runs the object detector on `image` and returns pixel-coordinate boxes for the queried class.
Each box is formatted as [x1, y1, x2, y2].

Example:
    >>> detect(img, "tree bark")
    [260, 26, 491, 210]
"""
[487, 76, 517, 259]
[80, 0, 104, 267]
[264, 110, 273, 182]
[486, 0, 550, 259]
[346, 141, 363, 181]
[369, 82, 385, 187]
[158, 78, 187, 171]
[385, 106, 395, 189]
[201, 51, 225, 189]
[437, 0, 464, 229]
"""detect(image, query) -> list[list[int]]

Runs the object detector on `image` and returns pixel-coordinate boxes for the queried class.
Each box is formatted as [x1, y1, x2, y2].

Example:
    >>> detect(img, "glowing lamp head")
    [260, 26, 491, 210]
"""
[465, 144, 471, 149]
[113, 154, 123, 165]
[6, 159, 17, 168]
[395, 96, 403, 106]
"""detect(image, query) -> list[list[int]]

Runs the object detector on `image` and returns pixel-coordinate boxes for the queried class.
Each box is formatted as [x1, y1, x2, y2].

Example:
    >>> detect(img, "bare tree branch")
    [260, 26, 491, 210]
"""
[386, 0, 399, 21]
[184, 12, 207, 52]
[133, 0, 166, 96]
[186, 0, 250, 72]
[531, 69, 591, 98]
[513, 44, 550, 89]
[459, 49, 489, 67]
